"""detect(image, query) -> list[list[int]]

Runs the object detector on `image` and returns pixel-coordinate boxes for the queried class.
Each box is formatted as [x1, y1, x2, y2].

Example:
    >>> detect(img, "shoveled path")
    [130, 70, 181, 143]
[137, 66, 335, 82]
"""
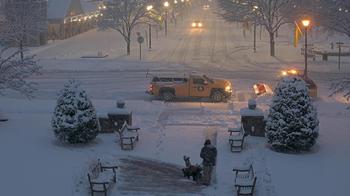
[115, 157, 205, 196]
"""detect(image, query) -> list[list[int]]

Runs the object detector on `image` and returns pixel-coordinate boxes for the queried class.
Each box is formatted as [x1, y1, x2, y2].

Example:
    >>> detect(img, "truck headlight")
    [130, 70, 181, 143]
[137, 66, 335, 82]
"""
[225, 86, 232, 92]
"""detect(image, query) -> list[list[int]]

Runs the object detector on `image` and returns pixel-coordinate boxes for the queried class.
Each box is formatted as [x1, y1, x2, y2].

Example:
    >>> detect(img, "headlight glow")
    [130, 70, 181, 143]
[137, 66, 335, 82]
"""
[225, 85, 232, 92]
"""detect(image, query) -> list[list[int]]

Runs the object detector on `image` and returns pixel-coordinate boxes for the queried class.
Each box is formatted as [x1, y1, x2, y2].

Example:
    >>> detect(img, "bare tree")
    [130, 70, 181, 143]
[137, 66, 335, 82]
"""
[316, 0, 350, 37]
[330, 78, 350, 108]
[0, 0, 47, 61]
[218, 0, 293, 56]
[99, 0, 158, 55]
[0, 47, 41, 97]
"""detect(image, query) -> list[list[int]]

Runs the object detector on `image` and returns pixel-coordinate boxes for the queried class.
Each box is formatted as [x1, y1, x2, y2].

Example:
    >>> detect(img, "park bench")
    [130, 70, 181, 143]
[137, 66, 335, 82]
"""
[87, 159, 118, 196]
[233, 164, 257, 196]
[116, 121, 140, 150]
[228, 125, 247, 152]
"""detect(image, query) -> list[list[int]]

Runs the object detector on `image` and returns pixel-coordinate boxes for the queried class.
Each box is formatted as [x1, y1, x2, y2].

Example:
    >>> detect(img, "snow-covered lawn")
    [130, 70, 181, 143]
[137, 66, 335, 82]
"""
[1, 89, 349, 196]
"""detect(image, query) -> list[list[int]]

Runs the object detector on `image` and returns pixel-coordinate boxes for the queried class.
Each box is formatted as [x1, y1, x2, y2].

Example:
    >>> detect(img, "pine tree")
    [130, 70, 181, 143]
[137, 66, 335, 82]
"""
[52, 80, 99, 144]
[266, 76, 319, 152]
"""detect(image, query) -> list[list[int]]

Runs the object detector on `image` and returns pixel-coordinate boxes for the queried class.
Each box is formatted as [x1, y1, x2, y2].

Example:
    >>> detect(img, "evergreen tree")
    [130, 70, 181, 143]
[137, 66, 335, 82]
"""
[52, 80, 99, 144]
[266, 76, 319, 152]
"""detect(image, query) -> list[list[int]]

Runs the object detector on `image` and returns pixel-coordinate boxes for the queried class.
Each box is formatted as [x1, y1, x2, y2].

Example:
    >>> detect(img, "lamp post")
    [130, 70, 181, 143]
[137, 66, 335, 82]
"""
[173, 0, 178, 27]
[302, 19, 310, 77]
[146, 5, 153, 50]
[164, 1, 169, 36]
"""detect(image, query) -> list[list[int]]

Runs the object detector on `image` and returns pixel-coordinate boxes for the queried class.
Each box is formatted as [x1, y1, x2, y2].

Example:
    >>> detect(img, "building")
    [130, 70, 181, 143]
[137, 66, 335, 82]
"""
[47, 0, 103, 40]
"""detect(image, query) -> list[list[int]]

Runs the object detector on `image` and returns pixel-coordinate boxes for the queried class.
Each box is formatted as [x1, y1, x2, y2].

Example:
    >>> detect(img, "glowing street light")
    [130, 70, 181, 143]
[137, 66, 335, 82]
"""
[302, 20, 310, 27]
[302, 19, 310, 77]
[146, 5, 153, 49]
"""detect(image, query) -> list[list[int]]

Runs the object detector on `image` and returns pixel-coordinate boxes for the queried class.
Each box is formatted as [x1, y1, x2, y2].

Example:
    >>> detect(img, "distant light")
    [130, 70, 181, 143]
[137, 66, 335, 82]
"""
[290, 69, 298, 75]
[146, 5, 153, 11]
[174, 0, 178, 4]
[164, 1, 169, 7]
[281, 71, 287, 76]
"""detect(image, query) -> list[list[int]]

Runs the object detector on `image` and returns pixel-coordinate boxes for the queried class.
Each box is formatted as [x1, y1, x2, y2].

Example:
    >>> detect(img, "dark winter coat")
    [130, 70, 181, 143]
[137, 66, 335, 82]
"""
[200, 144, 217, 166]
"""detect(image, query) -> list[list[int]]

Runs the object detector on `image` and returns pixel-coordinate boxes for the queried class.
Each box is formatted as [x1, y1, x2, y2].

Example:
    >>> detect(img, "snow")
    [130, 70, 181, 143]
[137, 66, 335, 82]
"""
[1, 2, 350, 196]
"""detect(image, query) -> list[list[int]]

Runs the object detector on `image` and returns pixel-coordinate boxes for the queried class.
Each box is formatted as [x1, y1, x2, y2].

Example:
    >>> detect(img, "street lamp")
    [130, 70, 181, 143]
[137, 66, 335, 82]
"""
[164, 1, 169, 36]
[302, 19, 310, 77]
[146, 5, 153, 50]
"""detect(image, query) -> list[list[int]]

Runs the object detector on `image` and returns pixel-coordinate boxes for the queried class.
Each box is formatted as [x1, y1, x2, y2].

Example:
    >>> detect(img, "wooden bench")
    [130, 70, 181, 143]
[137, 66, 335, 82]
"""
[116, 121, 140, 150]
[233, 164, 257, 196]
[87, 159, 118, 196]
[228, 125, 247, 152]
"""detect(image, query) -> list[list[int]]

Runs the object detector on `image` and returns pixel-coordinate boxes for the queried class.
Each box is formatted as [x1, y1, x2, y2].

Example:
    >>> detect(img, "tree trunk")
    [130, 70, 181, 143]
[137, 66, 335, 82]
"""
[269, 32, 275, 57]
[126, 31, 131, 56]
[20, 40, 24, 61]
[126, 40, 130, 56]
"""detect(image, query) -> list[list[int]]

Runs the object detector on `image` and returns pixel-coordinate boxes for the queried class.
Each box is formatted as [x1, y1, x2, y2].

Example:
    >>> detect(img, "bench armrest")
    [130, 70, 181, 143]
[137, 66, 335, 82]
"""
[121, 136, 135, 140]
[90, 181, 109, 185]
[101, 165, 118, 172]
[127, 126, 140, 131]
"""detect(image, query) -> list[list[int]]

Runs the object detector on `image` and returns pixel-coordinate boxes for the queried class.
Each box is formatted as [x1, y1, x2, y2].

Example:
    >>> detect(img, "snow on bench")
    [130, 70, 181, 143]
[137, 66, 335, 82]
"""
[116, 121, 140, 150]
[87, 159, 118, 196]
[228, 125, 247, 152]
[233, 164, 257, 196]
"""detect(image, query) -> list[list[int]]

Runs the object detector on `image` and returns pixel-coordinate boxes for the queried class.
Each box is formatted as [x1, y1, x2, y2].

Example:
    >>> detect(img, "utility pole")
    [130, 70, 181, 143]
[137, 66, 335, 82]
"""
[336, 42, 344, 71]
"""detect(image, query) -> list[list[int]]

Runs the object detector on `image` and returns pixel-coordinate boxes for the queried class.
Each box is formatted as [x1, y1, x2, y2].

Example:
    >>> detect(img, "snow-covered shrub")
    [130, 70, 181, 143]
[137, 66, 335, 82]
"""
[52, 80, 99, 144]
[265, 76, 319, 152]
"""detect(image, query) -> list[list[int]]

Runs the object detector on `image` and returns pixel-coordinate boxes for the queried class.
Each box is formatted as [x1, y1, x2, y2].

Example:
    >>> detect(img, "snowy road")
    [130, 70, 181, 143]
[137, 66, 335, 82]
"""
[21, 4, 349, 100]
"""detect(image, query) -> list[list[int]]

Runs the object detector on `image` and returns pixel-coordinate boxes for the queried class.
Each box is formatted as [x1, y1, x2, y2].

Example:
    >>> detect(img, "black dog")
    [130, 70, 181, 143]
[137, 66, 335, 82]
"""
[182, 156, 202, 181]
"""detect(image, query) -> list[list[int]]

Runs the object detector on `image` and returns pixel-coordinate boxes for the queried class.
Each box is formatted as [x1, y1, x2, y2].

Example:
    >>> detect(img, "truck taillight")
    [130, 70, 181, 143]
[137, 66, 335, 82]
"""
[148, 84, 154, 91]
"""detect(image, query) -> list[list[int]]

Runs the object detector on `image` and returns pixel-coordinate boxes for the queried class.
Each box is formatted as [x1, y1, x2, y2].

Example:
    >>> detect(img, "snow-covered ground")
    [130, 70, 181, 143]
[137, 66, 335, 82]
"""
[1, 3, 350, 196]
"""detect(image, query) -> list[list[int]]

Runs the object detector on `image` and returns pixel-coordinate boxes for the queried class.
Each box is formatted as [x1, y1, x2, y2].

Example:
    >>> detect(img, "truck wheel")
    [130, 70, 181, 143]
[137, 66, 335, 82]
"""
[162, 91, 174, 101]
[211, 91, 223, 102]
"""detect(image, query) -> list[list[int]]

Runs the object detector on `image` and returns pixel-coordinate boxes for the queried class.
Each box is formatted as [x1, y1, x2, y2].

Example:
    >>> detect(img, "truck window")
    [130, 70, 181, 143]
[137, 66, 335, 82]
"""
[193, 78, 206, 85]
[174, 78, 187, 83]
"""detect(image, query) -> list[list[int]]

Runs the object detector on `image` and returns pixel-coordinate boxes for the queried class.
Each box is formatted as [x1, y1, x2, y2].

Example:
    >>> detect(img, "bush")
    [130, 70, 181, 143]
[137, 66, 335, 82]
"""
[265, 76, 319, 152]
[52, 80, 99, 144]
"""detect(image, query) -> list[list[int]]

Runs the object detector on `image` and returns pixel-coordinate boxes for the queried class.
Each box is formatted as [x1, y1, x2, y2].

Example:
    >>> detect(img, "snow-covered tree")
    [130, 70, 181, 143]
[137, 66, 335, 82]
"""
[266, 76, 319, 152]
[0, 0, 47, 60]
[217, 0, 294, 56]
[52, 80, 99, 144]
[98, 0, 158, 55]
[0, 46, 41, 97]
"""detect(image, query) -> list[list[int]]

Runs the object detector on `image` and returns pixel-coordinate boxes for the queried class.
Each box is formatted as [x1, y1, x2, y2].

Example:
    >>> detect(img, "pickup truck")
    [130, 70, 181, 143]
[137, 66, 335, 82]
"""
[147, 74, 233, 102]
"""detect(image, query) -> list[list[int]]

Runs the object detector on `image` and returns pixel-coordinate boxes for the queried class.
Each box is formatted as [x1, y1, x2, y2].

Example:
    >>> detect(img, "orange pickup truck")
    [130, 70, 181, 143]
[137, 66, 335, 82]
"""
[147, 74, 233, 102]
